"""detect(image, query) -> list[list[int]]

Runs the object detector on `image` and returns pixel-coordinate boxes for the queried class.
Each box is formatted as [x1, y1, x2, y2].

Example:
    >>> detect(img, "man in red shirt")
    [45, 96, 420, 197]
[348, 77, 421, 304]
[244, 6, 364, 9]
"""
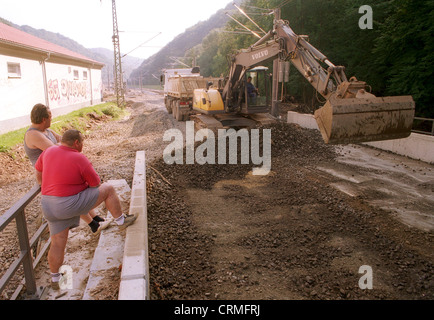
[25, 103, 106, 231]
[35, 129, 136, 289]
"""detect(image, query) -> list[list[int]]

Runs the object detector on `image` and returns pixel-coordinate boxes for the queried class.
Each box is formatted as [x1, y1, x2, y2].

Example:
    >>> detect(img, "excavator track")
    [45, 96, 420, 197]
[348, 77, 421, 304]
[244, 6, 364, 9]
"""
[190, 113, 276, 133]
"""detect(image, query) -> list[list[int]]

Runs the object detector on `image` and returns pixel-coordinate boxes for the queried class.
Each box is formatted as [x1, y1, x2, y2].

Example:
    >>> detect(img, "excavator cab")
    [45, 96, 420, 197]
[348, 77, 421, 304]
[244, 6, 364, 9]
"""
[240, 66, 272, 114]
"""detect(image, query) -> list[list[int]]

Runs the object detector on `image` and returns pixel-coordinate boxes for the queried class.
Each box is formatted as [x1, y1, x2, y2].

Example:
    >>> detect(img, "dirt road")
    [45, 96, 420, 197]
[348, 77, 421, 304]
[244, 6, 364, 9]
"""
[0, 89, 432, 300]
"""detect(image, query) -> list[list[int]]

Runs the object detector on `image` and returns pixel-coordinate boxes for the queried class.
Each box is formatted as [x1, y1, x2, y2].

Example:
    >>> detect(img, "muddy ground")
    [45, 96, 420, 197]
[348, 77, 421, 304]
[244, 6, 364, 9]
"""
[148, 124, 433, 300]
[0, 89, 432, 300]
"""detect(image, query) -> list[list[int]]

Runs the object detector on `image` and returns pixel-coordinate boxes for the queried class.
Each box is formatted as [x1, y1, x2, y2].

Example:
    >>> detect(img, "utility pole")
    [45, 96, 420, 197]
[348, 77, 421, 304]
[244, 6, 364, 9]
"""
[111, 0, 125, 108]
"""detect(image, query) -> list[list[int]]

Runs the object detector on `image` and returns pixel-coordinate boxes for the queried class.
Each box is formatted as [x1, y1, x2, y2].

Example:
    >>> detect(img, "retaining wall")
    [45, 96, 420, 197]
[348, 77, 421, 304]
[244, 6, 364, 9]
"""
[287, 111, 434, 164]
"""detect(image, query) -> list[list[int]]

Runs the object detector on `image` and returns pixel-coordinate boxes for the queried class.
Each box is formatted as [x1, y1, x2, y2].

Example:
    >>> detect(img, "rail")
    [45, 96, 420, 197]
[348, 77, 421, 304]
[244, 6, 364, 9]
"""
[0, 184, 50, 300]
[412, 117, 434, 136]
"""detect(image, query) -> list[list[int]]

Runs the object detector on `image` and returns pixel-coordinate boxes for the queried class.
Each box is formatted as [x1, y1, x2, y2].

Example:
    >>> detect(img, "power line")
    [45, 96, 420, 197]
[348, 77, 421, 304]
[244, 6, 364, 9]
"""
[233, 3, 266, 35]
[121, 32, 162, 58]
[276, 0, 293, 9]
[225, 12, 261, 38]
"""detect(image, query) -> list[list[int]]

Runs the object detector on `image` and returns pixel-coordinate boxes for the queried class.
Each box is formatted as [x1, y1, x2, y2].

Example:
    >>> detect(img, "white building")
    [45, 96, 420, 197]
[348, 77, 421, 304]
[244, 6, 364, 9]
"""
[0, 22, 105, 134]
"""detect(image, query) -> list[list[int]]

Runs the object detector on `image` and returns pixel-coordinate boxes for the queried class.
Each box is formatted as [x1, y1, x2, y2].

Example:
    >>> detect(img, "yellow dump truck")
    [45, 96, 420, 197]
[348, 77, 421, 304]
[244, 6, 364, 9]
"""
[161, 67, 221, 121]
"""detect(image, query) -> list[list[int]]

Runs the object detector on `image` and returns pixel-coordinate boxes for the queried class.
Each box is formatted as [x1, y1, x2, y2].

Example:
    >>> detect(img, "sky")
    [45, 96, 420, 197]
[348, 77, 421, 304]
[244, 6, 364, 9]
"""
[1, 0, 234, 60]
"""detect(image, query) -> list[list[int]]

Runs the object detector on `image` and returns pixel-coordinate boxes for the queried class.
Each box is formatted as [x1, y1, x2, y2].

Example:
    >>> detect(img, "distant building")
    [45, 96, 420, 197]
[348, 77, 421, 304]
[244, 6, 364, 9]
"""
[0, 22, 105, 134]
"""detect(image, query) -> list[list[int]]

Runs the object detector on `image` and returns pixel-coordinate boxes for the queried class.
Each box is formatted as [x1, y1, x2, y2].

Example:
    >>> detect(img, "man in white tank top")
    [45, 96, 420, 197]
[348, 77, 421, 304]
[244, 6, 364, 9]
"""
[24, 103, 61, 166]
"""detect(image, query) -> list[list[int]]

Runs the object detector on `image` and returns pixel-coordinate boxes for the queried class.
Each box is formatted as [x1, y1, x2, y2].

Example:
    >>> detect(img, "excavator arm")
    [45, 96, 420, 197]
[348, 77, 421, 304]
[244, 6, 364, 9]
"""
[275, 23, 340, 99]
[222, 19, 415, 144]
[222, 22, 340, 110]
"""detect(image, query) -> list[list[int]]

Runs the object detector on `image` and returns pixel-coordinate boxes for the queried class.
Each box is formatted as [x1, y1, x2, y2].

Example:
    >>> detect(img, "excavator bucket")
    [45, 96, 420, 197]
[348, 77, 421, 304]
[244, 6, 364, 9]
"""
[314, 95, 415, 144]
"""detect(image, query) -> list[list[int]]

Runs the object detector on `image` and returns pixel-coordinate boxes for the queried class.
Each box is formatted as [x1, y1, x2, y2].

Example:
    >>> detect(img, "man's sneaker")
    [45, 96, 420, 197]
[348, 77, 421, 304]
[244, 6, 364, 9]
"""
[119, 214, 137, 229]
[50, 273, 65, 290]
[93, 220, 112, 236]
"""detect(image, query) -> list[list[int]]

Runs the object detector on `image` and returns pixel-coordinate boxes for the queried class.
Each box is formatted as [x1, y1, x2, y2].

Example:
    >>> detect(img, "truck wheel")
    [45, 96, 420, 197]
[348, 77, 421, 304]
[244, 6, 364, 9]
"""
[171, 100, 176, 119]
[170, 100, 175, 118]
[182, 112, 190, 121]
[175, 101, 182, 121]
[166, 99, 173, 114]
[165, 98, 173, 114]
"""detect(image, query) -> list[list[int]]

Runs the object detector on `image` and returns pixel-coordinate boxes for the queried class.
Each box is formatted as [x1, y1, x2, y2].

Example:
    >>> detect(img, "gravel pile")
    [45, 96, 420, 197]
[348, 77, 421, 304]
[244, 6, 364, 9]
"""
[147, 122, 433, 300]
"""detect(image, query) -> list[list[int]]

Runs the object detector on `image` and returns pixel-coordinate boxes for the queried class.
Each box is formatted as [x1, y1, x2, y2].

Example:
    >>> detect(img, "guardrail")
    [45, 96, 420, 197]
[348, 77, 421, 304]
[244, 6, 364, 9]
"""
[413, 117, 434, 136]
[0, 184, 50, 300]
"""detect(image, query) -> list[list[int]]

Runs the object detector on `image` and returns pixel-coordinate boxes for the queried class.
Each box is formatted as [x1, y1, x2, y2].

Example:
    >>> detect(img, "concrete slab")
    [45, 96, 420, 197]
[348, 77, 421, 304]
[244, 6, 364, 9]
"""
[365, 133, 434, 164]
[82, 179, 131, 300]
[317, 165, 373, 184]
[329, 145, 434, 232]
[329, 182, 360, 197]
[287, 111, 319, 130]
[118, 150, 149, 300]
[287, 111, 434, 232]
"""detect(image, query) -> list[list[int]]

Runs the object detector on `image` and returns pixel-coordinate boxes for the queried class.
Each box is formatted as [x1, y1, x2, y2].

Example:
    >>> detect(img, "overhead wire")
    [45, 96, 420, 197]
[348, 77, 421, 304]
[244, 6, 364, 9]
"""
[225, 12, 262, 38]
[276, 0, 293, 9]
[233, 3, 267, 34]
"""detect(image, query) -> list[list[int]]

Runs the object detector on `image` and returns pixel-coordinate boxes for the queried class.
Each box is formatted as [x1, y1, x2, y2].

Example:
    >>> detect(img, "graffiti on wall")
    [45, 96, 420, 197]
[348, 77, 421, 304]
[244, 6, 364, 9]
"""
[47, 79, 88, 104]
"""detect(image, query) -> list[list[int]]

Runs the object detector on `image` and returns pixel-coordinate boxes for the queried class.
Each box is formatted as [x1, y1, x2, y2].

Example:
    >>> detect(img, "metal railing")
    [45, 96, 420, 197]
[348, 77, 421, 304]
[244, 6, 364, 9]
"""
[0, 184, 50, 300]
[412, 117, 434, 136]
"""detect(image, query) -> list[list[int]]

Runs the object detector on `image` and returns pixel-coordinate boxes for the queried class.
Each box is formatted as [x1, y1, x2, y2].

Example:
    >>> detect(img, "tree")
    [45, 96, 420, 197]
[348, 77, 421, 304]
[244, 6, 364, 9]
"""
[192, 0, 433, 117]
[373, 0, 434, 117]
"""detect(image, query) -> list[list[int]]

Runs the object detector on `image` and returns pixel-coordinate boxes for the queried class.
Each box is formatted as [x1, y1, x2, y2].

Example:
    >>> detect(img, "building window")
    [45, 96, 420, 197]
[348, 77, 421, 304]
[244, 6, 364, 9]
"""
[83, 71, 88, 80]
[73, 70, 79, 80]
[7, 62, 21, 78]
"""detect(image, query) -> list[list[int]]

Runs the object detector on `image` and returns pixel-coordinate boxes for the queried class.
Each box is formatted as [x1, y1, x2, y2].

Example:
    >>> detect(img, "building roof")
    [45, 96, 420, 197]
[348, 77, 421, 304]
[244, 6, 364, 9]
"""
[0, 22, 104, 67]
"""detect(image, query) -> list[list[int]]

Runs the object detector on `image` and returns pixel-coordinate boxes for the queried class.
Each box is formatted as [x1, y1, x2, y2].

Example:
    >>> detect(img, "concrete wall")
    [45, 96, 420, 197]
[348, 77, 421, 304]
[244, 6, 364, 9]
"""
[0, 55, 46, 130]
[287, 111, 434, 164]
[287, 111, 319, 130]
[91, 68, 103, 107]
[364, 134, 434, 164]
[0, 54, 103, 134]
[45, 63, 91, 109]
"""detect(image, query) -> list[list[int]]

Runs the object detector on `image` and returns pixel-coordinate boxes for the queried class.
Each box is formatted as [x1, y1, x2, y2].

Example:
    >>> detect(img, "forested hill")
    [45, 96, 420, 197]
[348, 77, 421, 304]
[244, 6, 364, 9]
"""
[128, 1, 236, 85]
[141, 0, 433, 118]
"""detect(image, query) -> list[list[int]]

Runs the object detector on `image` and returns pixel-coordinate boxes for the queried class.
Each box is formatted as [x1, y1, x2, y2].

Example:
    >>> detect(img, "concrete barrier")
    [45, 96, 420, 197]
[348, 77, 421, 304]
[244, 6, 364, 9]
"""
[118, 150, 149, 300]
[83, 179, 130, 300]
[287, 111, 434, 164]
[287, 111, 319, 130]
[364, 134, 434, 164]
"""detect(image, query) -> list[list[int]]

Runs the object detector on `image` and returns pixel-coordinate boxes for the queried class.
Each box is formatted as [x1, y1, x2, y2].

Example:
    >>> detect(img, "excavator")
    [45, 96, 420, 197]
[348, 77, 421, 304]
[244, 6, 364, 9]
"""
[190, 14, 415, 144]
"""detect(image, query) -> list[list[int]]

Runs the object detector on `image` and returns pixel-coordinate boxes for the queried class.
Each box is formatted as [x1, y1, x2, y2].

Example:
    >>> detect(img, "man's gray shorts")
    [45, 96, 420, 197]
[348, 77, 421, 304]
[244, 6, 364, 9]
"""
[41, 187, 100, 236]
